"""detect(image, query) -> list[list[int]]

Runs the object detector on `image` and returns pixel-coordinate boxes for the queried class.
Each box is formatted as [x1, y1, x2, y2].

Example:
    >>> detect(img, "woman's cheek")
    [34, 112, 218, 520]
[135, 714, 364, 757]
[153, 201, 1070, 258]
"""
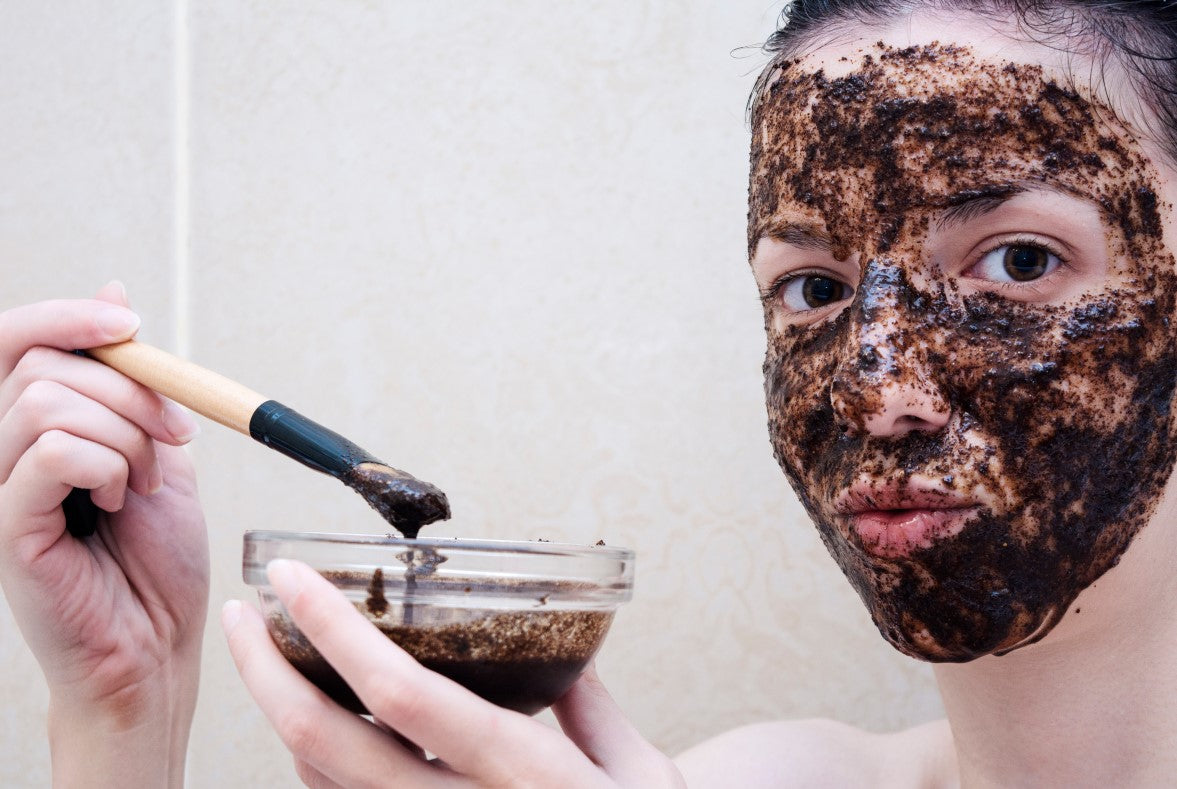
[764, 326, 844, 484]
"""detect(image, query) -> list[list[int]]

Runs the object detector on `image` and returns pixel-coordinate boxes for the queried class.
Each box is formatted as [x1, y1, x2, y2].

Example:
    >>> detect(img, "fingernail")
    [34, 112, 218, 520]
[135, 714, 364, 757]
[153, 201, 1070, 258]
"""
[147, 458, 164, 494]
[96, 307, 140, 339]
[267, 559, 300, 600]
[221, 599, 243, 633]
[107, 280, 130, 307]
[161, 401, 201, 442]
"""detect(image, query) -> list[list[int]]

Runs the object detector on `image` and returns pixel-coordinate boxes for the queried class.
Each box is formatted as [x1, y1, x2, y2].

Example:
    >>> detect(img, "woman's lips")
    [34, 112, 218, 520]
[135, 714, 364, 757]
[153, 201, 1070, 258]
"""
[850, 506, 979, 558]
[835, 481, 982, 558]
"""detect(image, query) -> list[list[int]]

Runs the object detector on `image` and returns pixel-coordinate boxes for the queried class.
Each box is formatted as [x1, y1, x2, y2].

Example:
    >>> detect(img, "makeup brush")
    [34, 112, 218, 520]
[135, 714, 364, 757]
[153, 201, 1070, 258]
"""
[66, 340, 449, 539]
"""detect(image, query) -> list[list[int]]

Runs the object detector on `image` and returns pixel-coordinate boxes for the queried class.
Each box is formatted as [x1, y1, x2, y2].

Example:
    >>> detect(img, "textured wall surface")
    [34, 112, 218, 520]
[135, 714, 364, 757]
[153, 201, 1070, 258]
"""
[0, 2, 943, 785]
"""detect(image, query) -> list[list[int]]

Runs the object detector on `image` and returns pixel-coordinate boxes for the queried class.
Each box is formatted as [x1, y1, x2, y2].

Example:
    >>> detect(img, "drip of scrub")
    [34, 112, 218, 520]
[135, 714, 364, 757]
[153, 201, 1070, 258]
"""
[342, 463, 448, 539]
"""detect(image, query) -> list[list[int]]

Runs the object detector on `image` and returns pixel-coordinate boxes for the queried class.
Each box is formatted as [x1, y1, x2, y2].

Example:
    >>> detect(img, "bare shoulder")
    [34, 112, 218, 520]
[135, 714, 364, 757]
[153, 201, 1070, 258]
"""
[674, 717, 958, 788]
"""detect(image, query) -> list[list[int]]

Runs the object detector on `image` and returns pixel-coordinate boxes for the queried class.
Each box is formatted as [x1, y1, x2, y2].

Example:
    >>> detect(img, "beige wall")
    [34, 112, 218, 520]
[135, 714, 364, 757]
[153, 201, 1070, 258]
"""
[0, 1, 943, 785]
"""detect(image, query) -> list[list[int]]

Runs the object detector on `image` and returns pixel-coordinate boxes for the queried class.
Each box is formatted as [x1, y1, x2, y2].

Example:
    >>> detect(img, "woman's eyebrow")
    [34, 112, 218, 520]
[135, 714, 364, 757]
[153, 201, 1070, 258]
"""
[935, 187, 1027, 231]
[764, 221, 834, 250]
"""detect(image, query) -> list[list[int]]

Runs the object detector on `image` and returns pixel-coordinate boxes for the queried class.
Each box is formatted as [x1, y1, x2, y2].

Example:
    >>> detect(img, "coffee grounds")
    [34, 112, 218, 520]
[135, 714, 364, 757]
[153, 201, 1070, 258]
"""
[341, 462, 450, 539]
[266, 572, 613, 716]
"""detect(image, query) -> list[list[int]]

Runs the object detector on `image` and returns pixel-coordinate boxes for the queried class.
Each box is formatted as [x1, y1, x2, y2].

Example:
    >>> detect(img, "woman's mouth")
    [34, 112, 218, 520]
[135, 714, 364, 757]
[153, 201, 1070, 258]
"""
[835, 482, 982, 558]
[850, 507, 979, 558]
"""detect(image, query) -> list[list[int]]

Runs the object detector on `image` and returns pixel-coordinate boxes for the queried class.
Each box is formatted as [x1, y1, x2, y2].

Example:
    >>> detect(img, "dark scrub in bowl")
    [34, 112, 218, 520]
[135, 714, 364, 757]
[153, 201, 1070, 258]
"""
[244, 532, 635, 715]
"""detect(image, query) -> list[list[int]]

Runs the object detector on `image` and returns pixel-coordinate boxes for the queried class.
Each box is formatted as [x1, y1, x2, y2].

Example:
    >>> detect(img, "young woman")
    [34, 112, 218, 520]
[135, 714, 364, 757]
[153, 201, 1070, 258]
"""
[3, 1, 1176, 785]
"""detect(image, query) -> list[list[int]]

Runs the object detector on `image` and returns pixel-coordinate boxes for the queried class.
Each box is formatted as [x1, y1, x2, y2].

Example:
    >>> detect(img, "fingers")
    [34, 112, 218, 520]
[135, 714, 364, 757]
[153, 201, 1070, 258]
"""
[0, 287, 200, 535]
[221, 599, 455, 789]
[292, 759, 346, 789]
[0, 296, 139, 378]
[554, 666, 683, 785]
[0, 431, 128, 567]
[0, 345, 199, 449]
[93, 280, 130, 308]
[553, 665, 634, 760]
[266, 559, 607, 786]
[0, 380, 161, 495]
[9, 431, 128, 515]
[0, 286, 198, 450]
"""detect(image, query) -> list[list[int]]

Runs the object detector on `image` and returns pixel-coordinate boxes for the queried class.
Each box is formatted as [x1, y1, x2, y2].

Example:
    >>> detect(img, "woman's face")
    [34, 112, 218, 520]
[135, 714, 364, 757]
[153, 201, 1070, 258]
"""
[751, 28, 1177, 661]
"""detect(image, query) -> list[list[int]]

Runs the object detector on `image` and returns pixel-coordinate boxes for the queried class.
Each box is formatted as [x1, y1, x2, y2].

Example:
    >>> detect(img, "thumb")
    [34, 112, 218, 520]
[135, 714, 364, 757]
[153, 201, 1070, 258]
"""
[94, 280, 130, 309]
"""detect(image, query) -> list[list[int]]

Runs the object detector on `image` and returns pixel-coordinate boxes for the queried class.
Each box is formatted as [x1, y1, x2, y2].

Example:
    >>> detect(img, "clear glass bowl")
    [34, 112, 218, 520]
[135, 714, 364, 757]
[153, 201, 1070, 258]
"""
[243, 531, 635, 716]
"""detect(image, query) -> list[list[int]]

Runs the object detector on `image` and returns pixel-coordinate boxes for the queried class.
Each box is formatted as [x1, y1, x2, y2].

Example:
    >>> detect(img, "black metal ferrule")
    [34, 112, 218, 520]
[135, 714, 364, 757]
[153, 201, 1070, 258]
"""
[248, 400, 379, 478]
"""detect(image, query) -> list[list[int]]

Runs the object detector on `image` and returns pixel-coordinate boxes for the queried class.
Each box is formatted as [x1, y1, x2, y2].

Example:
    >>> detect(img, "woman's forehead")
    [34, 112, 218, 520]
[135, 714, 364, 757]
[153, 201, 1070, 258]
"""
[771, 9, 1164, 146]
[758, 42, 1137, 174]
[786, 11, 1069, 78]
[748, 36, 1171, 262]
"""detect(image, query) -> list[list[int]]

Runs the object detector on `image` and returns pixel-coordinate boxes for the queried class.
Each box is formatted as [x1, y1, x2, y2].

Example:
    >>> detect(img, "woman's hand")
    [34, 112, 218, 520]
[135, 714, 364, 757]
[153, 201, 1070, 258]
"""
[0, 283, 209, 788]
[224, 558, 684, 788]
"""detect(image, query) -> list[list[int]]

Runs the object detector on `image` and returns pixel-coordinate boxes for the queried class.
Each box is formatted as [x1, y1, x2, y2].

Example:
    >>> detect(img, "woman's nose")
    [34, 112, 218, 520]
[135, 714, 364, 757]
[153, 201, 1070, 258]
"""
[829, 268, 951, 438]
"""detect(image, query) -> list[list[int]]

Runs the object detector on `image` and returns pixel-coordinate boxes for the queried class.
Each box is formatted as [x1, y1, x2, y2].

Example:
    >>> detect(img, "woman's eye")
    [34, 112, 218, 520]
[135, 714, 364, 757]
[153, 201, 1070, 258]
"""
[778, 274, 851, 310]
[972, 243, 1061, 283]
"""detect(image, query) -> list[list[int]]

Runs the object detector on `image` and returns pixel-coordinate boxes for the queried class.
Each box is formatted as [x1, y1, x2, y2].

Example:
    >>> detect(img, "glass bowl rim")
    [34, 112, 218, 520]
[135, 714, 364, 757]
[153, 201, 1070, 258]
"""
[243, 530, 635, 606]
[244, 530, 634, 561]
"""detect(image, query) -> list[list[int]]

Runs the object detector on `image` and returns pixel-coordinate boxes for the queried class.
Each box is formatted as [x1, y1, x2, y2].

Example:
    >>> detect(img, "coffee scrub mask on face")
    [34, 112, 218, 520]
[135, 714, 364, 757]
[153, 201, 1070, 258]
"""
[751, 43, 1177, 661]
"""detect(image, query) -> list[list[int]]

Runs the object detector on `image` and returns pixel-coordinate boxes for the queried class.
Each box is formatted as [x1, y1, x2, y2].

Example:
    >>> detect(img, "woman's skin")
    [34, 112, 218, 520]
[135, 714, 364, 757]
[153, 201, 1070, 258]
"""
[0, 282, 207, 788]
[6, 9, 1177, 789]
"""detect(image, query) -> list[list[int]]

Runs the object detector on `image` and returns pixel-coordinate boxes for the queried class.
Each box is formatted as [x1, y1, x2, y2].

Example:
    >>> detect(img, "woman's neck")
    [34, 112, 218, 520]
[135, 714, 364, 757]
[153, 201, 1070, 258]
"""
[932, 499, 1177, 788]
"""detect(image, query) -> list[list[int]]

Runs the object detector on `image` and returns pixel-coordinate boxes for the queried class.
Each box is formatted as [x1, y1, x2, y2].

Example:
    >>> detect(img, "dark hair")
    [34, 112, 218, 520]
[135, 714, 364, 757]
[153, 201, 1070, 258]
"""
[755, 0, 1177, 162]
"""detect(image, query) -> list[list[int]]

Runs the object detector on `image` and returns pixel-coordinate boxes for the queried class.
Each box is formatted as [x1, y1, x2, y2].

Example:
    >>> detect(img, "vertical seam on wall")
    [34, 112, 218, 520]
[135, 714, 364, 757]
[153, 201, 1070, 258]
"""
[173, 0, 191, 358]
[172, 0, 193, 774]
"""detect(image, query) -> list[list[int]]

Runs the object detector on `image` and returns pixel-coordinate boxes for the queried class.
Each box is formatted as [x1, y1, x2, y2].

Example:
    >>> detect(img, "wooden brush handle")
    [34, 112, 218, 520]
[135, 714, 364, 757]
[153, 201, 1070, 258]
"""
[82, 340, 450, 536]
[88, 341, 267, 435]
